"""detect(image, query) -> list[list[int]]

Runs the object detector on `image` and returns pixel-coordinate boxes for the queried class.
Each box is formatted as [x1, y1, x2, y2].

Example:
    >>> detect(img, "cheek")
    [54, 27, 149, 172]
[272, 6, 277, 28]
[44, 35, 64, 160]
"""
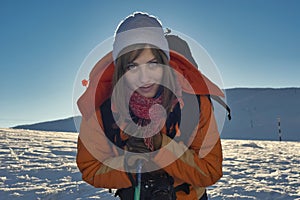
[154, 68, 164, 82]
[124, 73, 137, 88]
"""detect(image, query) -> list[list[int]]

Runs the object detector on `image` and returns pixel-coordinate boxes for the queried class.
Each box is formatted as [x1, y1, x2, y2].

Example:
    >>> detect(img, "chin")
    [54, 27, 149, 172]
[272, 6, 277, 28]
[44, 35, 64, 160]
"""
[139, 92, 155, 98]
[137, 90, 156, 98]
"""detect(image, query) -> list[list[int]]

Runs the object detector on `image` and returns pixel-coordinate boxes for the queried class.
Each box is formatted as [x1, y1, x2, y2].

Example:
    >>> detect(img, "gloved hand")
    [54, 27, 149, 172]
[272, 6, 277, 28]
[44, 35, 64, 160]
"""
[127, 133, 162, 152]
[152, 133, 162, 151]
[126, 136, 150, 153]
[124, 136, 150, 173]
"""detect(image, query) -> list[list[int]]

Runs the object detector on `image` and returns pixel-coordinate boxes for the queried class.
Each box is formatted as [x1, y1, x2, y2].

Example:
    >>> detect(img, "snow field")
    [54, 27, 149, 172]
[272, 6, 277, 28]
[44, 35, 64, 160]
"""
[0, 128, 299, 199]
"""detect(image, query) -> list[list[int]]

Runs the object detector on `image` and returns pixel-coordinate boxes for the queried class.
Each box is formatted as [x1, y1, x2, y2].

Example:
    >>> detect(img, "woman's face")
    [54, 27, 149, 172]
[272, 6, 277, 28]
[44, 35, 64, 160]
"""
[124, 48, 163, 98]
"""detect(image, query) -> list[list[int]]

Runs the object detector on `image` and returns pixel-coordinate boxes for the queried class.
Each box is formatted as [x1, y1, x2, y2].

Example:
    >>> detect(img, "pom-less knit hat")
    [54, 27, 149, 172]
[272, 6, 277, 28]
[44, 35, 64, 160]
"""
[112, 12, 170, 62]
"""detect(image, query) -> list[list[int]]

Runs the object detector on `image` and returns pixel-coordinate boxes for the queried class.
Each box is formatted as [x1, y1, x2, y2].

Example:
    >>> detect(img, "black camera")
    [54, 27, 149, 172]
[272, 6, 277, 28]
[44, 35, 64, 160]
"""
[140, 172, 175, 200]
[116, 171, 176, 200]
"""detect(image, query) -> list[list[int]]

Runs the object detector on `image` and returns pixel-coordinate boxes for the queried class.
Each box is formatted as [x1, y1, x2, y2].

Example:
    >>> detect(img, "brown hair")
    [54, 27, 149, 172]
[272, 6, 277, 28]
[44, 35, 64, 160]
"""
[112, 44, 177, 119]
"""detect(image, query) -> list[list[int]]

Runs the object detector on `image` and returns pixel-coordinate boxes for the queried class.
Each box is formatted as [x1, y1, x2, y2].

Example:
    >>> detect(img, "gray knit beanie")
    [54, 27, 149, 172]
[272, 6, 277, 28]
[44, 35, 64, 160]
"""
[112, 12, 170, 62]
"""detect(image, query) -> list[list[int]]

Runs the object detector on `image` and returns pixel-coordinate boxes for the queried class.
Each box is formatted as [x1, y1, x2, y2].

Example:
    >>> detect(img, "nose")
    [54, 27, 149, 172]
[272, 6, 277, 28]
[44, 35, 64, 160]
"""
[138, 65, 151, 84]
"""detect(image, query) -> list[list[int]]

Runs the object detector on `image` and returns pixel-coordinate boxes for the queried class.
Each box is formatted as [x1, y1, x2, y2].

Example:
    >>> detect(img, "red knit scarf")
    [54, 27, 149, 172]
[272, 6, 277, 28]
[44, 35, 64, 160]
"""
[129, 91, 165, 151]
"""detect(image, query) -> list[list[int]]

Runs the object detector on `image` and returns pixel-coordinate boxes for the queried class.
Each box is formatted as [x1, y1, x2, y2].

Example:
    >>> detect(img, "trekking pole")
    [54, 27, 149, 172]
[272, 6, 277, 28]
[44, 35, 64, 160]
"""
[134, 160, 143, 200]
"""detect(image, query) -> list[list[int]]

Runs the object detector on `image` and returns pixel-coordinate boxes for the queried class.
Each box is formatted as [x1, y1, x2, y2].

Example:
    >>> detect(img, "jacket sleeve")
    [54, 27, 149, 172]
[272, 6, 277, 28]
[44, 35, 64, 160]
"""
[153, 95, 223, 187]
[76, 110, 132, 189]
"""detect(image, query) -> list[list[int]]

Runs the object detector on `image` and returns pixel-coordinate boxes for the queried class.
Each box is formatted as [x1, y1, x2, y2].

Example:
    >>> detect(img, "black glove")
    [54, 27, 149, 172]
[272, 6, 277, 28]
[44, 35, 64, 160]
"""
[124, 136, 150, 173]
[126, 136, 150, 153]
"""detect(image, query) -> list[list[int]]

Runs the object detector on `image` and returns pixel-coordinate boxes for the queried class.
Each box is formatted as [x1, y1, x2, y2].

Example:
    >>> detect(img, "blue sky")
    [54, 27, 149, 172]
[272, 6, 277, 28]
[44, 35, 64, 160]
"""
[0, 0, 299, 128]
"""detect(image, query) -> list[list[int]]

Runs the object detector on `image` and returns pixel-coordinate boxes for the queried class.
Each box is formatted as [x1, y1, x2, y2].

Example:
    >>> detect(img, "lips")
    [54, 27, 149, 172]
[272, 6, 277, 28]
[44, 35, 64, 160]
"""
[139, 84, 155, 92]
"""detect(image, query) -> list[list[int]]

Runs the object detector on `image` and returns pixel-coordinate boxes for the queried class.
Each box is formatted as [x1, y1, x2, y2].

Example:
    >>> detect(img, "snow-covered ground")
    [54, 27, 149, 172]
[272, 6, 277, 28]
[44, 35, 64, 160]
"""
[210, 140, 300, 199]
[0, 128, 299, 199]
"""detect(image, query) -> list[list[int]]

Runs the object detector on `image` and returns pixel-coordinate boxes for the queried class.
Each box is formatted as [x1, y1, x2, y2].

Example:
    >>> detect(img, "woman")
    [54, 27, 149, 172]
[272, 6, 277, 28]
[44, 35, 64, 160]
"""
[77, 12, 223, 200]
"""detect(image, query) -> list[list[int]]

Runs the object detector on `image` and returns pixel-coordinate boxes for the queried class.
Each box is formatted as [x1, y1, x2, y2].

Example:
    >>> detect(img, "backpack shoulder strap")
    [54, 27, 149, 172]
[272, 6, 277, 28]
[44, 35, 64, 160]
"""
[100, 98, 126, 149]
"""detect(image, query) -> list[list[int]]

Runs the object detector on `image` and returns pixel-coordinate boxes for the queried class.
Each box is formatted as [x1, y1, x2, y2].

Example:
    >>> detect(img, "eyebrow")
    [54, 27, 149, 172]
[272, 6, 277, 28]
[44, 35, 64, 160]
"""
[147, 58, 158, 63]
[131, 58, 157, 65]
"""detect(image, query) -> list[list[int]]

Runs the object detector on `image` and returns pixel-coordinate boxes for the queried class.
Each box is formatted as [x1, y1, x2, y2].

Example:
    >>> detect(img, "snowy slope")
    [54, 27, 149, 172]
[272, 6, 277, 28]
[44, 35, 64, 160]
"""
[222, 88, 300, 141]
[1, 128, 299, 199]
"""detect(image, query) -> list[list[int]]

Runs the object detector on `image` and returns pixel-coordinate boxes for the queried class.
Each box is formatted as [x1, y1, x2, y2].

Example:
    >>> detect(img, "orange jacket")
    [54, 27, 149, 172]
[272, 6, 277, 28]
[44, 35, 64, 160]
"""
[76, 51, 223, 199]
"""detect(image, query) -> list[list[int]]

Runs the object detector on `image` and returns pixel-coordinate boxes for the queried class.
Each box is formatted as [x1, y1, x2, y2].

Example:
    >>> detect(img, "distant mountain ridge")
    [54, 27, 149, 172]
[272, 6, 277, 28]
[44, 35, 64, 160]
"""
[13, 88, 300, 141]
[13, 116, 81, 133]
